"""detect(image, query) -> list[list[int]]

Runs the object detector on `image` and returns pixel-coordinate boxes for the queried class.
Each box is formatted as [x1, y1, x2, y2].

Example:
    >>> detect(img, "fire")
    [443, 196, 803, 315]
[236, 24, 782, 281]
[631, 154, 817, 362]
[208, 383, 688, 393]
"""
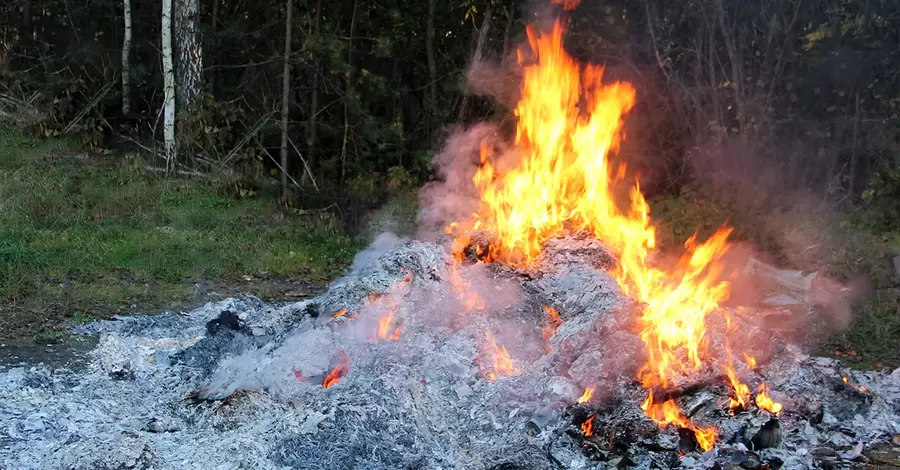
[447, 261, 486, 312]
[581, 415, 594, 436]
[641, 393, 717, 451]
[755, 383, 782, 415]
[330, 309, 348, 319]
[369, 271, 412, 343]
[376, 313, 403, 342]
[726, 365, 751, 410]
[447, 6, 789, 451]
[577, 387, 594, 404]
[542, 305, 563, 351]
[483, 331, 519, 380]
[322, 350, 350, 389]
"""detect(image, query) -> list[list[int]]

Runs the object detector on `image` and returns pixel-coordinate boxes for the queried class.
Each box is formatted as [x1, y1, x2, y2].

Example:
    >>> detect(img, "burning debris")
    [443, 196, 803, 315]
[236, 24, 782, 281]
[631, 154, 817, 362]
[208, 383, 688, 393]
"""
[3, 2, 900, 469]
[0, 238, 899, 469]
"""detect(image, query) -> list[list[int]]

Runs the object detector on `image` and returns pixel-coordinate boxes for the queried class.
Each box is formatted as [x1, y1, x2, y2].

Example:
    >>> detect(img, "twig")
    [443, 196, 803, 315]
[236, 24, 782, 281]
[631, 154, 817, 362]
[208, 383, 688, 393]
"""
[288, 137, 319, 192]
[258, 144, 304, 191]
[218, 112, 271, 169]
[63, 80, 116, 134]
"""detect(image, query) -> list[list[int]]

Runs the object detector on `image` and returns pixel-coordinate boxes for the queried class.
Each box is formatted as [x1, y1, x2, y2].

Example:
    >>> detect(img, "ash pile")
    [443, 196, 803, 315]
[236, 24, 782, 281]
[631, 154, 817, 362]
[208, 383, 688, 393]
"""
[1, 234, 899, 470]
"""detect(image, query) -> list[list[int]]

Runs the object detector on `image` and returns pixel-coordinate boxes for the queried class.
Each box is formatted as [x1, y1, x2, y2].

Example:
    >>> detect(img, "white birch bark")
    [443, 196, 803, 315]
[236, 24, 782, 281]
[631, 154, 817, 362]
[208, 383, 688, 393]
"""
[121, 0, 132, 114]
[174, 0, 202, 111]
[161, 0, 177, 170]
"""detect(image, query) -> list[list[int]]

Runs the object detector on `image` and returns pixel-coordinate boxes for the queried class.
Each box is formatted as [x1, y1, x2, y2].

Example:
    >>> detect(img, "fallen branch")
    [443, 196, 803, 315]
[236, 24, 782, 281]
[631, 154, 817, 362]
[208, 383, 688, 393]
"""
[64, 79, 116, 134]
[288, 137, 319, 192]
[258, 144, 304, 191]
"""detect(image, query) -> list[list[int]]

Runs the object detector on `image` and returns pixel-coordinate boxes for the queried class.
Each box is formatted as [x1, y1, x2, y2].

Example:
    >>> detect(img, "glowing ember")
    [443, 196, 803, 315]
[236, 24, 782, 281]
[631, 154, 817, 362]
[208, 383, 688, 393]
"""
[755, 383, 783, 415]
[581, 415, 594, 436]
[641, 392, 717, 451]
[322, 350, 350, 389]
[577, 387, 594, 404]
[483, 332, 519, 380]
[376, 313, 403, 342]
[541, 306, 563, 351]
[330, 309, 348, 320]
[293, 368, 308, 381]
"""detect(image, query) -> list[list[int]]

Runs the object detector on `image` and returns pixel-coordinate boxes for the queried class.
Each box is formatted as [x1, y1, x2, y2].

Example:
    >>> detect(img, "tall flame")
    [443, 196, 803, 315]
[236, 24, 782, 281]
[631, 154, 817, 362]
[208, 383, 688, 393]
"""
[449, 17, 744, 448]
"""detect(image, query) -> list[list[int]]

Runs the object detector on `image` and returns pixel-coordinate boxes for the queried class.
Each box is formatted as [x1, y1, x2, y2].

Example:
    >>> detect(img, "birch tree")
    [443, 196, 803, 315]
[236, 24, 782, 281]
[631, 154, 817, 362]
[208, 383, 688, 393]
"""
[174, 0, 202, 111]
[161, 0, 176, 170]
[121, 0, 132, 114]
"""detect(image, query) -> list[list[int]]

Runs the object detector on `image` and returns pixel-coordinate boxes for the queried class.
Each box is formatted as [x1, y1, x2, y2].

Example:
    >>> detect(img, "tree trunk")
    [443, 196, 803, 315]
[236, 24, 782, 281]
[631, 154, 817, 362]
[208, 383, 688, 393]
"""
[208, 0, 219, 95]
[501, 2, 514, 60]
[848, 90, 861, 198]
[280, 0, 294, 201]
[340, 0, 358, 182]
[458, 0, 496, 123]
[22, 0, 32, 42]
[426, 0, 438, 136]
[713, 0, 746, 142]
[121, 0, 132, 114]
[306, 0, 324, 173]
[174, 0, 202, 112]
[161, 0, 177, 171]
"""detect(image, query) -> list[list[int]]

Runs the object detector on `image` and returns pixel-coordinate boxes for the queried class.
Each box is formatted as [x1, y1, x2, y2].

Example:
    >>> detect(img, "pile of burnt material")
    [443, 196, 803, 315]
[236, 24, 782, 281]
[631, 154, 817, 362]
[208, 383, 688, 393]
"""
[1, 236, 898, 470]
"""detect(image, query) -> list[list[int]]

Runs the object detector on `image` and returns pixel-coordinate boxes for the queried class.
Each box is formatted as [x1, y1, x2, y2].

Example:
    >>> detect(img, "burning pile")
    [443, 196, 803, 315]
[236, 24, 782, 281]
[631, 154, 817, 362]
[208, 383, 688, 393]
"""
[2, 3, 900, 469]
[446, 4, 781, 450]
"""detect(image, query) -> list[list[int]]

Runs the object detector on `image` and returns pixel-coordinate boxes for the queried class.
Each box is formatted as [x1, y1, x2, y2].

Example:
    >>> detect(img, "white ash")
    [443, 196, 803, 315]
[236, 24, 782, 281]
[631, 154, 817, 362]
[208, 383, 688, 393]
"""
[1, 237, 898, 470]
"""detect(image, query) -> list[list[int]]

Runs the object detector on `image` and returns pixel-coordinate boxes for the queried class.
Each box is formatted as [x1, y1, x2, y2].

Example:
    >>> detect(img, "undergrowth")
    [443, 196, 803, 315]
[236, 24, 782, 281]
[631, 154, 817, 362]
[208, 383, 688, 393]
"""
[0, 128, 361, 340]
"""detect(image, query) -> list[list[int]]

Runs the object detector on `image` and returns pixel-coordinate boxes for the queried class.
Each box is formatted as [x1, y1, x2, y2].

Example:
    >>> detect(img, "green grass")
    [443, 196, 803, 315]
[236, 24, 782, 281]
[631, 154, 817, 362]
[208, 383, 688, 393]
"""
[0, 129, 362, 340]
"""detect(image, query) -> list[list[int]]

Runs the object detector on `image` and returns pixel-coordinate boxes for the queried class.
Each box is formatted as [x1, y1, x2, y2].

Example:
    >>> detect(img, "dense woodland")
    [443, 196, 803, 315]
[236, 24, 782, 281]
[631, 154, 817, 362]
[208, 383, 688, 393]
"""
[1, 0, 898, 211]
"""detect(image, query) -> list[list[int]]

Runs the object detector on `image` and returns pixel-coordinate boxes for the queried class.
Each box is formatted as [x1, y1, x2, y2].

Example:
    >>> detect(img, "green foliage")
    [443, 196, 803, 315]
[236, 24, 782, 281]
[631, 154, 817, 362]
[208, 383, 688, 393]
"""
[857, 169, 900, 235]
[0, 131, 360, 340]
[649, 181, 781, 257]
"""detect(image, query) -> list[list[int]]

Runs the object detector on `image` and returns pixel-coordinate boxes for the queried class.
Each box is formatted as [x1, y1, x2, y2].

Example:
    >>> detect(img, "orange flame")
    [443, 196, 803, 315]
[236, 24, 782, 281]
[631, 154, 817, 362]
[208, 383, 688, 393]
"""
[368, 271, 412, 343]
[641, 393, 717, 451]
[755, 383, 782, 415]
[581, 415, 594, 436]
[322, 350, 350, 389]
[542, 306, 563, 351]
[483, 331, 519, 380]
[577, 387, 594, 404]
[744, 354, 758, 369]
[330, 309, 348, 319]
[551, 0, 580, 10]
[725, 348, 750, 410]
[447, 261, 486, 312]
[447, 17, 734, 447]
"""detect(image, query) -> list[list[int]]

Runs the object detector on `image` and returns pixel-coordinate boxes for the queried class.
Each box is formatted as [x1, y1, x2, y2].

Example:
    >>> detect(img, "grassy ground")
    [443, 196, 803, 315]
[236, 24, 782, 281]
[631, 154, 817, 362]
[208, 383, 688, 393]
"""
[0, 130, 361, 342]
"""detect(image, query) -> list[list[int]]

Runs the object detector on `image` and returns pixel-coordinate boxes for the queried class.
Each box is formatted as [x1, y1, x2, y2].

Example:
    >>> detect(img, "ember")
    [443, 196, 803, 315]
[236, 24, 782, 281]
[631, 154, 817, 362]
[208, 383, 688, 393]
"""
[541, 306, 562, 351]
[581, 415, 594, 436]
[322, 350, 350, 389]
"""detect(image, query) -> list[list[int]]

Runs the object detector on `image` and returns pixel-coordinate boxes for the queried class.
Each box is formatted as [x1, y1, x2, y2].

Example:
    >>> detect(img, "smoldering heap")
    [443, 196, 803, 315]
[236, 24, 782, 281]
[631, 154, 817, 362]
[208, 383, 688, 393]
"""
[1, 234, 899, 470]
